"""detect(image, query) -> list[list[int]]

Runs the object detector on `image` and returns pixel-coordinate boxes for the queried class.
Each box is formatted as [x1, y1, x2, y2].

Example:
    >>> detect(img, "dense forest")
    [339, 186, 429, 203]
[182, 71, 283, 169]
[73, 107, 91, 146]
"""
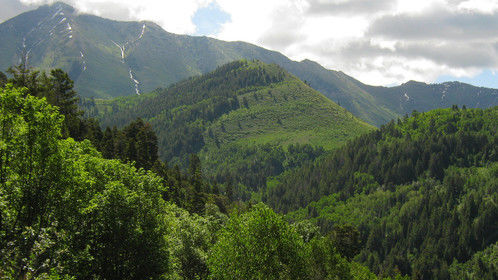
[1, 64, 496, 279]
[0, 66, 403, 279]
[269, 107, 497, 279]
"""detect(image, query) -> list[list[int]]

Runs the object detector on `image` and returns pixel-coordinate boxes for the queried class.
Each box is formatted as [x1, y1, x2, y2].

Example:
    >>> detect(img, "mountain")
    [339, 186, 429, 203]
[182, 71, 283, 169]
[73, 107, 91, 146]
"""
[88, 60, 374, 194]
[359, 80, 498, 116]
[2, 3, 497, 126]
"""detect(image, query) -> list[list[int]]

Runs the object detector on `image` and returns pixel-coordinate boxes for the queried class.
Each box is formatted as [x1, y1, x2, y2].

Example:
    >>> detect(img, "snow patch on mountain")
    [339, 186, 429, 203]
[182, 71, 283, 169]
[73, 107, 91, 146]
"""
[110, 24, 147, 94]
[129, 69, 140, 95]
[80, 51, 87, 71]
[111, 40, 126, 62]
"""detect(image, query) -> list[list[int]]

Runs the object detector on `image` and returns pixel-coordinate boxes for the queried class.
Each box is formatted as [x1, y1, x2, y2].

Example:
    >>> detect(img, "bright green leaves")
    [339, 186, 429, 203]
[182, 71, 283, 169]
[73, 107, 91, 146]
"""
[0, 86, 169, 279]
[77, 181, 169, 279]
[206, 204, 384, 280]
[208, 203, 309, 280]
[56, 139, 169, 279]
[0, 84, 65, 278]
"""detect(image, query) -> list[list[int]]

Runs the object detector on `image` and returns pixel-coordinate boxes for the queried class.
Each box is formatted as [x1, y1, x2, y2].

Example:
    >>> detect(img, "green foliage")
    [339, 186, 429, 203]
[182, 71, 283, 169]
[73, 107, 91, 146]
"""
[6, 64, 102, 141]
[3, 61, 495, 279]
[208, 203, 309, 280]
[448, 242, 498, 280]
[0, 71, 6, 87]
[330, 224, 362, 261]
[4, 67, 225, 216]
[207, 204, 402, 280]
[280, 107, 497, 279]
[60, 145, 169, 279]
[287, 163, 497, 279]
[206, 143, 325, 199]
[0, 75, 386, 279]
[0, 85, 169, 279]
[267, 107, 497, 212]
[0, 84, 64, 279]
[101, 118, 158, 169]
[307, 235, 352, 279]
[163, 203, 227, 280]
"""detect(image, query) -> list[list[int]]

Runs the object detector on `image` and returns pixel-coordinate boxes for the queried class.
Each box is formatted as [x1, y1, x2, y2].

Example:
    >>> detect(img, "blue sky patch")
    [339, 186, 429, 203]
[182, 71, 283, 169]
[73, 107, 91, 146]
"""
[436, 69, 498, 89]
[193, 1, 231, 36]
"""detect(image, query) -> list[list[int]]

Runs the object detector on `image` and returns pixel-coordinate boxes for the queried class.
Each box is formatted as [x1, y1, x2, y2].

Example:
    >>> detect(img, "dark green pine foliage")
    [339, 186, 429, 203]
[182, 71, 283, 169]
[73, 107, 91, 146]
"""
[281, 106, 497, 279]
[211, 143, 325, 199]
[268, 107, 497, 213]
[288, 164, 497, 279]
[117, 118, 158, 170]
[0, 71, 6, 87]
[188, 154, 207, 214]
[96, 121, 227, 215]
[6, 64, 103, 141]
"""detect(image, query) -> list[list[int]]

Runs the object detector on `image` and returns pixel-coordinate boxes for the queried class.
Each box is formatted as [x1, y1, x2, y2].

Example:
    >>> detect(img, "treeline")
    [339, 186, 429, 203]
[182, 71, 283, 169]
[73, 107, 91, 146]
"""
[4, 65, 102, 141]
[0, 67, 402, 279]
[266, 106, 497, 212]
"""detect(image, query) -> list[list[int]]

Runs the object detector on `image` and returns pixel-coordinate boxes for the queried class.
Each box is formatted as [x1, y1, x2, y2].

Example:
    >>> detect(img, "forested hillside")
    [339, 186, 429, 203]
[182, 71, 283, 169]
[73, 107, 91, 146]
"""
[267, 107, 497, 212]
[0, 72, 403, 279]
[86, 60, 373, 197]
[266, 107, 497, 279]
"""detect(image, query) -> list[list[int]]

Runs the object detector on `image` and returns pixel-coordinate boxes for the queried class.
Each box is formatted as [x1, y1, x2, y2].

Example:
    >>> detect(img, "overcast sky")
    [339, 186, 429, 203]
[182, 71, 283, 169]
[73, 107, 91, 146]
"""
[2, 0, 498, 88]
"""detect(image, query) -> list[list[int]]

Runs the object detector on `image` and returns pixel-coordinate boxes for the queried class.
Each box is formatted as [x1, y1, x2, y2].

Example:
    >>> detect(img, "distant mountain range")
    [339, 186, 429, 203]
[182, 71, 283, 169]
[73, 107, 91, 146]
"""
[1, 2, 496, 126]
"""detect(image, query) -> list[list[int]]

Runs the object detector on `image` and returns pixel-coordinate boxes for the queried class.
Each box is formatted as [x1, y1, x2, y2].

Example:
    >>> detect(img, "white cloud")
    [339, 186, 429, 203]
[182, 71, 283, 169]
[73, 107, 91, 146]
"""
[19, 0, 212, 34]
[458, 0, 498, 13]
[214, 0, 498, 86]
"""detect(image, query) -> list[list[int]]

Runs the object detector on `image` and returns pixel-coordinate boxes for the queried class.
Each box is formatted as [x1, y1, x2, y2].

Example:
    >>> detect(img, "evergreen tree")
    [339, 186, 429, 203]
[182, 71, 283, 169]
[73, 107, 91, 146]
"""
[0, 71, 6, 87]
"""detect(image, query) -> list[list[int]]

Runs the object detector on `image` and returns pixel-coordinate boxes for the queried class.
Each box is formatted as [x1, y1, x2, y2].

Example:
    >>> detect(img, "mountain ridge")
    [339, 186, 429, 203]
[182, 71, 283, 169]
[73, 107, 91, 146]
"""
[1, 2, 497, 126]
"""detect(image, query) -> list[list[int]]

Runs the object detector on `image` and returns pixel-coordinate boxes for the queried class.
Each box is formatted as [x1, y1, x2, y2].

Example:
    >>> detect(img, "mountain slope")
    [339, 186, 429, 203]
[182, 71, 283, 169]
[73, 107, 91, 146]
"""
[266, 106, 497, 212]
[90, 60, 374, 192]
[270, 106, 497, 278]
[1, 2, 497, 126]
[359, 80, 498, 116]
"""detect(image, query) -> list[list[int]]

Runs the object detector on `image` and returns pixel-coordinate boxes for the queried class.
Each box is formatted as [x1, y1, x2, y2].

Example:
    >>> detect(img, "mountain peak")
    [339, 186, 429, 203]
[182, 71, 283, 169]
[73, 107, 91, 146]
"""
[40, 1, 75, 15]
[50, 1, 74, 10]
[402, 80, 426, 87]
[300, 59, 320, 67]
